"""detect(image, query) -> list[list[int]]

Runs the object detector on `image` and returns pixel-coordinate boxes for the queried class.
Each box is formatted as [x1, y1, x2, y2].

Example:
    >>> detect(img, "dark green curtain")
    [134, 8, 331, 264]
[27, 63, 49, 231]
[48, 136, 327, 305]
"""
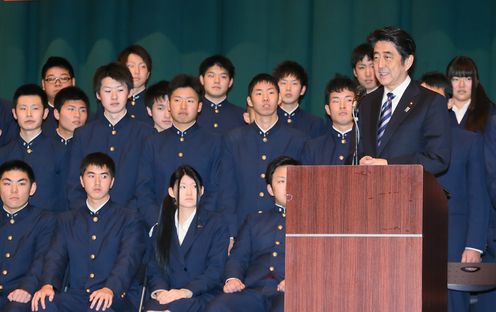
[1, 0, 495, 117]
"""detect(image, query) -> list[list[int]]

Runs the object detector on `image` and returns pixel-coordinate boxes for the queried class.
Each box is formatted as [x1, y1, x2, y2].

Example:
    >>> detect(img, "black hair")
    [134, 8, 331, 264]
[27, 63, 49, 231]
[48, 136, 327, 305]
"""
[79, 152, 116, 178]
[93, 62, 133, 95]
[367, 26, 416, 63]
[117, 44, 153, 75]
[446, 56, 493, 132]
[265, 156, 300, 185]
[199, 54, 235, 79]
[53, 86, 90, 112]
[420, 71, 450, 91]
[248, 73, 280, 96]
[13, 84, 48, 109]
[145, 80, 170, 109]
[167, 74, 204, 99]
[41, 56, 74, 78]
[272, 60, 308, 88]
[351, 43, 374, 68]
[155, 165, 204, 267]
[0, 160, 36, 184]
[324, 74, 358, 104]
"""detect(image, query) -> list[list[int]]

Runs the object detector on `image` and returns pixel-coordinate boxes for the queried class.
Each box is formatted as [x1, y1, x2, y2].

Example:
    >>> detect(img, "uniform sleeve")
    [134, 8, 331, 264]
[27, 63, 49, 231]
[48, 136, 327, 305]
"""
[41, 216, 69, 291]
[199, 136, 222, 213]
[218, 135, 239, 237]
[66, 131, 86, 210]
[465, 134, 491, 251]
[223, 217, 253, 281]
[484, 114, 496, 207]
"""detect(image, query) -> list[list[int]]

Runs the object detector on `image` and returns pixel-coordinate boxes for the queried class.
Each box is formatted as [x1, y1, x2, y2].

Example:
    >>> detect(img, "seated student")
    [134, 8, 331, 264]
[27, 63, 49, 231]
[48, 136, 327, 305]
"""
[0, 160, 55, 312]
[208, 156, 300, 312]
[351, 43, 379, 95]
[0, 84, 67, 212]
[198, 55, 245, 134]
[31, 152, 147, 312]
[272, 61, 327, 138]
[302, 74, 357, 165]
[40, 57, 76, 134]
[219, 73, 307, 243]
[51, 86, 89, 147]
[145, 165, 229, 312]
[136, 74, 222, 228]
[144, 80, 172, 132]
[67, 62, 154, 210]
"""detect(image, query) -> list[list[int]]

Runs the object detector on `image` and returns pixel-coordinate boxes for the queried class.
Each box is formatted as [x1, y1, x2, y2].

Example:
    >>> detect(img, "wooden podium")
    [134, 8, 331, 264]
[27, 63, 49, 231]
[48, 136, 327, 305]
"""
[285, 165, 448, 311]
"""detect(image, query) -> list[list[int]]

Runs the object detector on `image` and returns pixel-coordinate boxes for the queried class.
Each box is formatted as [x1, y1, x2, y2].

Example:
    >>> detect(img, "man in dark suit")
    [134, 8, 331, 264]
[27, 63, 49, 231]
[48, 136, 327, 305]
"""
[358, 26, 451, 175]
[31, 153, 147, 312]
[207, 156, 300, 312]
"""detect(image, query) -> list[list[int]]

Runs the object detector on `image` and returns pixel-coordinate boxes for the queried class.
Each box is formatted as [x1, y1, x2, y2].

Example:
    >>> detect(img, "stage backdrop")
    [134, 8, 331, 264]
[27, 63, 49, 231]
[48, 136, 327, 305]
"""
[0, 0, 495, 116]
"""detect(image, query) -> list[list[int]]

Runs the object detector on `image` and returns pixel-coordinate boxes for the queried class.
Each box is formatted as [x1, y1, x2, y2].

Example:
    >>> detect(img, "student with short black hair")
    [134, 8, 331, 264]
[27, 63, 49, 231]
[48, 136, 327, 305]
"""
[144, 80, 172, 132]
[136, 74, 222, 229]
[40, 56, 76, 134]
[31, 152, 147, 312]
[52, 86, 89, 147]
[198, 55, 245, 134]
[0, 160, 55, 311]
[67, 63, 154, 211]
[351, 43, 379, 94]
[0, 84, 67, 212]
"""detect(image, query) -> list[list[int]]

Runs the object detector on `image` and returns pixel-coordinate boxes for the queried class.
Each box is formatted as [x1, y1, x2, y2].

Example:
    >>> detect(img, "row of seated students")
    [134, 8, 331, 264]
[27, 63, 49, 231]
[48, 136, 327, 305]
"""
[0, 25, 495, 311]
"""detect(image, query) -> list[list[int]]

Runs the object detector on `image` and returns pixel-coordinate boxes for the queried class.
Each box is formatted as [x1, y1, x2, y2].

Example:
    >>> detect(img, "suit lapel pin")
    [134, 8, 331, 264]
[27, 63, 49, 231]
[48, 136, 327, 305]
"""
[196, 224, 204, 229]
[404, 101, 414, 112]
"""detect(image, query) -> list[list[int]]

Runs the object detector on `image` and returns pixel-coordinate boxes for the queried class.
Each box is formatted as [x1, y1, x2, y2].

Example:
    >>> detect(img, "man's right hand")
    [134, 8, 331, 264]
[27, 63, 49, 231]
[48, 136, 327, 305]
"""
[223, 278, 245, 293]
[31, 284, 55, 311]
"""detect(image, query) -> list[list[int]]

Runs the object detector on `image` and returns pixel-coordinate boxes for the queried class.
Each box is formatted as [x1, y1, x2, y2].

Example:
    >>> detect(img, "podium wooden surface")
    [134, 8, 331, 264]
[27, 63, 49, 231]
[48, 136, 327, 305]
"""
[285, 165, 448, 312]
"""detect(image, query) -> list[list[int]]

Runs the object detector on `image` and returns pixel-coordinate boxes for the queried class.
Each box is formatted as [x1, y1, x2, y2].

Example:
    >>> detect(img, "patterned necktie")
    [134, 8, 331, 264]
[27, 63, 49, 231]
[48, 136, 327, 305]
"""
[377, 92, 395, 147]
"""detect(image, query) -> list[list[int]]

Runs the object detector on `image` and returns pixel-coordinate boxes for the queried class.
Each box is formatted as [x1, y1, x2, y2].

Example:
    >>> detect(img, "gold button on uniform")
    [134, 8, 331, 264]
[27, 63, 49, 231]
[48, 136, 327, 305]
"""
[262, 137, 268, 142]
[178, 152, 184, 158]
[287, 119, 292, 124]
[273, 252, 278, 257]
[341, 139, 346, 144]
[86, 288, 91, 293]
[90, 254, 96, 260]
[7, 235, 12, 241]
[259, 192, 264, 197]
[91, 235, 97, 241]
[131, 101, 136, 106]
[131, 114, 136, 119]
[180, 137, 185, 142]
[275, 240, 280, 245]
[0, 285, 3, 290]
[5, 253, 10, 258]
[109, 146, 115, 152]
[260, 173, 265, 179]
[269, 266, 275, 272]
[261, 155, 267, 160]
[9, 219, 14, 224]
[27, 148, 32, 154]
[278, 225, 283, 230]
[89, 273, 95, 279]
[112, 130, 117, 135]
[213, 123, 219, 128]
[214, 109, 219, 114]
[121, 292, 126, 298]
[93, 216, 98, 223]
[339, 155, 344, 161]
[2, 270, 8, 276]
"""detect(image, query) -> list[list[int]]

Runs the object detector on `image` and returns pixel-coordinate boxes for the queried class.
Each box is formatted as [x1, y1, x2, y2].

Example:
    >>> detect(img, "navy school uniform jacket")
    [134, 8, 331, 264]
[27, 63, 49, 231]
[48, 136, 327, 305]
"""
[40, 201, 147, 301]
[146, 209, 229, 301]
[437, 128, 491, 260]
[67, 113, 154, 210]
[301, 127, 354, 165]
[136, 123, 222, 228]
[0, 133, 68, 212]
[0, 98, 17, 147]
[277, 106, 327, 139]
[197, 97, 245, 135]
[0, 205, 55, 296]
[219, 120, 307, 236]
[225, 205, 286, 293]
[358, 82, 451, 175]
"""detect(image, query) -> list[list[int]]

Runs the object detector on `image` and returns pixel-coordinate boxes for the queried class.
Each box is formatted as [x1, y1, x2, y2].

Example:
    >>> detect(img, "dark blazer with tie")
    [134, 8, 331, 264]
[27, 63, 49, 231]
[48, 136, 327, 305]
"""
[146, 209, 229, 311]
[358, 81, 451, 175]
